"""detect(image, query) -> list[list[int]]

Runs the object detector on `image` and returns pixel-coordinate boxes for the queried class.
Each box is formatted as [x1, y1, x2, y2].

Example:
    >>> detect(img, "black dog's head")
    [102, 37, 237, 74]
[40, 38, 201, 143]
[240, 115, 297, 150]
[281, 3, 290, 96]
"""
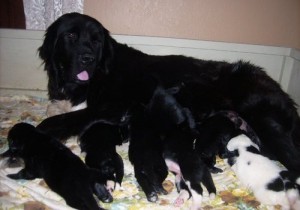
[39, 13, 114, 101]
[7, 123, 37, 157]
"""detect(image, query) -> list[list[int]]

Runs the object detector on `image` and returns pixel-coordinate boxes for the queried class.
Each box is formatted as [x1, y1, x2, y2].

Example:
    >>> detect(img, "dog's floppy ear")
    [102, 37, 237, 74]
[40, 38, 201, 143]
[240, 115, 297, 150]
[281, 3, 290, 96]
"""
[99, 28, 114, 75]
[38, 21, 60, 68]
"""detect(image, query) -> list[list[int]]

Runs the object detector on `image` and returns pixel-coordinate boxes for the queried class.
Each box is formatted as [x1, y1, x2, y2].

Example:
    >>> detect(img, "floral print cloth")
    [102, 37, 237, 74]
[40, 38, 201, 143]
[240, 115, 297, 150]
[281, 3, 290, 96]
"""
[0, 95, 281, 210]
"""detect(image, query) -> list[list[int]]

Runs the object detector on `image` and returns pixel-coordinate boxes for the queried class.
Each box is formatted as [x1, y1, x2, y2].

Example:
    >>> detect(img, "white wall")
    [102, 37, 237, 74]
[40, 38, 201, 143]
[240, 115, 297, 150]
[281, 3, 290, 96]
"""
[0, 29, 299, 112]
[85, 0, 300, 49]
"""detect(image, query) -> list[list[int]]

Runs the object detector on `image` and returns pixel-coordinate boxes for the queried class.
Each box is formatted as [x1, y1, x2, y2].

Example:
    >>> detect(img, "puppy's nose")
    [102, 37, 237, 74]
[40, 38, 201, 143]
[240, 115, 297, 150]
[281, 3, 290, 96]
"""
[79, 54, 95, 65]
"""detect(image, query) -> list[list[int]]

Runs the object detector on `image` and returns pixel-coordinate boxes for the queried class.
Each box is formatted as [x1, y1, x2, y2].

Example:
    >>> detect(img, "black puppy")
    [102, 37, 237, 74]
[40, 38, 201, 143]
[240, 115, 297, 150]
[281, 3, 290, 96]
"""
[128, 104, 169, 202]
[195, 111, 260, 172]
[6, 123, 112, 210]
[79, 122, 124, 193]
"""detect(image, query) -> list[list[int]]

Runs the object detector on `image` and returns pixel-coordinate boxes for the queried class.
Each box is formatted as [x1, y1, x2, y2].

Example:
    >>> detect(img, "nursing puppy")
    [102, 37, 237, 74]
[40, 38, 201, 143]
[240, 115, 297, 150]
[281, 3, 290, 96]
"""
[195, 111, 260, 173]
[227, 134, 300, 210]
[195, 113, 240, 173]
[79, 122, 124, 192]
[6, 123, 112, 210]
[164, 129, 217, 210]
[128, 104, 169, 202]
[147, 86, 216, 209]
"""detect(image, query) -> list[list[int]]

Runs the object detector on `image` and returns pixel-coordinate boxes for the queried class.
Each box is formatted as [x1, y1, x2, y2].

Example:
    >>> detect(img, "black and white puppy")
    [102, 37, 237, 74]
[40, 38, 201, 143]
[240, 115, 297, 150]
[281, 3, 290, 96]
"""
[79, 122, 124, 193]
[164, 129, 216, 210]
[227, 134, 300, 210]
[6, 123, 112, 210]
[146, 86, 216, 209]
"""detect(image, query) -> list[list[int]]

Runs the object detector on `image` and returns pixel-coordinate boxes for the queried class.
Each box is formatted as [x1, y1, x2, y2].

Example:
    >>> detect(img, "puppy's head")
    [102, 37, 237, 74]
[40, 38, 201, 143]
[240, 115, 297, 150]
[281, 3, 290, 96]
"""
[38, 13, 114, 98]
[7, 123, 36, 156]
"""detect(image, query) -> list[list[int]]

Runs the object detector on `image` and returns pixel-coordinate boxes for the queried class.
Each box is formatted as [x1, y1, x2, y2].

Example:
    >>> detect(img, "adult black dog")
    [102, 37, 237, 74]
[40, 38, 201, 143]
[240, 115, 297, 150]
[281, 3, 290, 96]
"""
[37, 12, 300, 176]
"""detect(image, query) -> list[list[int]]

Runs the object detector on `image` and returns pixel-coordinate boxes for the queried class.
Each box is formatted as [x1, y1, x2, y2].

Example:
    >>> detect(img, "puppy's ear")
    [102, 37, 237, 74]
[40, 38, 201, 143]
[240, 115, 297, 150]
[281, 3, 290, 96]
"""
[99, 28, 114, 75]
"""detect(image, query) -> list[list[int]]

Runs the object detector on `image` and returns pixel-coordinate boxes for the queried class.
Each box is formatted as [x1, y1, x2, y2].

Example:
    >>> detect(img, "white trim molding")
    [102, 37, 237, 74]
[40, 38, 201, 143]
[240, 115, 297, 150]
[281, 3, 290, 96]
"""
[1, 29, 299, 112]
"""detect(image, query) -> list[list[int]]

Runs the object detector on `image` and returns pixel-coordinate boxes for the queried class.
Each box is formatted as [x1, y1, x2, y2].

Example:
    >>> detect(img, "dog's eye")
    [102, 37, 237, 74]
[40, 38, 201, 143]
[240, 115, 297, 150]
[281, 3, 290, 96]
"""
[65, 32, 78, 41]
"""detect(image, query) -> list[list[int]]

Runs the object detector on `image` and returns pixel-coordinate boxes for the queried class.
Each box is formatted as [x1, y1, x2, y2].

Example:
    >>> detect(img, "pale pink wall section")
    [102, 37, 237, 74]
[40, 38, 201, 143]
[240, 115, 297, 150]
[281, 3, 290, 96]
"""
[84, 0, 300, 49]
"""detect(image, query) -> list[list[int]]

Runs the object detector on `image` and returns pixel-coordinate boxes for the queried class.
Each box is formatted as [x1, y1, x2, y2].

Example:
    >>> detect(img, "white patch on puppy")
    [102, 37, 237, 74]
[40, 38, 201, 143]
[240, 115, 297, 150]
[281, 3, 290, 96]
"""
[227, 134, 299, 210]
[70, 101, 87, 111]
[173, 189, 190, 207]
[186, 181, 202, 210]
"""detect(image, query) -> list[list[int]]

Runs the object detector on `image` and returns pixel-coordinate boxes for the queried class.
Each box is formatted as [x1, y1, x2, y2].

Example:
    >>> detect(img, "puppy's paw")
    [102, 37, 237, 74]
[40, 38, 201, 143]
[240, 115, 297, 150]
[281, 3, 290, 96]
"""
[173, 190, 189, 207]
[106, 180, 115, 193]
[173, 197, 185, 207]
[209, 192, 216, 200]
[286, 188, 300, 209]
[209, 166, 223, 174]
[154, 185, 168, 195]
[7, 173, 19, 179]
[94, 183, 113, 203]
[114, 182, 121, 191]
[146, 191, 158, 202]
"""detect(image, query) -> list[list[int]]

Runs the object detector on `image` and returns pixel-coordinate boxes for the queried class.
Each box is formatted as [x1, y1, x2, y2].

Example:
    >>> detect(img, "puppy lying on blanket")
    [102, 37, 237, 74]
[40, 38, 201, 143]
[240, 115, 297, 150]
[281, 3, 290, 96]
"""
[227, 134, 300, 210]
[6, 123, 112, 210]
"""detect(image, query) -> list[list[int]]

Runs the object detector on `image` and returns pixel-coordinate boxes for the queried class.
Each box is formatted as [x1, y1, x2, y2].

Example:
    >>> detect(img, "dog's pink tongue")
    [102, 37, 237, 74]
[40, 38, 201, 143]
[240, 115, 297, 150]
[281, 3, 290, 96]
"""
[77, 71, 89, 81]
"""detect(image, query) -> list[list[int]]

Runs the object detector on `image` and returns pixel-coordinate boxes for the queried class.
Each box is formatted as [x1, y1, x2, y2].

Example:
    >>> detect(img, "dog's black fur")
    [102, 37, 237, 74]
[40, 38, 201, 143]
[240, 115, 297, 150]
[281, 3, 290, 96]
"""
[37, 12, 300, 175]
[131, 86, 216, 207]
[128, 103, 169, 202]
[6, 123, 112, 210]
[79, 122, 124, 192]
[164, 129, 217, 208]
[195, 111, 260, 173]
[195, 113, 240, 173]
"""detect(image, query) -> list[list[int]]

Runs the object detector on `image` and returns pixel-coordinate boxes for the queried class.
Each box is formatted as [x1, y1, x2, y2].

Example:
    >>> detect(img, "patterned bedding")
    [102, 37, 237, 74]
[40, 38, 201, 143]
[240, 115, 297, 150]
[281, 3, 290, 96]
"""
[0, 95, 281, 210]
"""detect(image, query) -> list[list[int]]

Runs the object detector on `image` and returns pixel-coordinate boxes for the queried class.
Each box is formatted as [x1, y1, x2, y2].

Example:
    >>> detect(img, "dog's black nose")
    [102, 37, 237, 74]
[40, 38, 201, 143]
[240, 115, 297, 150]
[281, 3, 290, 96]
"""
[79, 54, 95, 65]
